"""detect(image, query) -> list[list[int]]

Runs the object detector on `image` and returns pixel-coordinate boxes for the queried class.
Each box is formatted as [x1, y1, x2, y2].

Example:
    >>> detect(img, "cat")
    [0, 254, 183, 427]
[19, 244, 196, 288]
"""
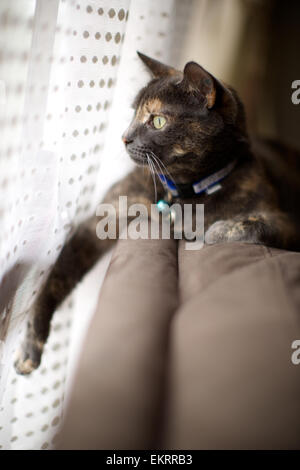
[14, 51, 300, 374]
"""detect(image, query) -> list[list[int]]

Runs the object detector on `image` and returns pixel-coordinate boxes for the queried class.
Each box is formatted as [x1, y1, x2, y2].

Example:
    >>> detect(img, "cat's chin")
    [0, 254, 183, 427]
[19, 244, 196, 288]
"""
[128, 154, 147, 166]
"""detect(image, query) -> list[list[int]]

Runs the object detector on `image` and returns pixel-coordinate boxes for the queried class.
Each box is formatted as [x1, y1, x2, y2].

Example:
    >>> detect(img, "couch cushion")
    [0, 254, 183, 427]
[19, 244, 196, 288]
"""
[58, 241, 300, 449]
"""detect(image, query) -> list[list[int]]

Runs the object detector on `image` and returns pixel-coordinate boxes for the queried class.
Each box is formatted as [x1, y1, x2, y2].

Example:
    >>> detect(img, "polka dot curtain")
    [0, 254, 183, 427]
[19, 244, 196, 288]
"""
[0, 0, 192, 450]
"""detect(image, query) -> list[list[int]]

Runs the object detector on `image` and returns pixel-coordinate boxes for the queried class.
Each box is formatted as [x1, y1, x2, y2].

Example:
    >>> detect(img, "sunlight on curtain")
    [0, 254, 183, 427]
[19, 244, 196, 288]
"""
[0, 0, 192, 450]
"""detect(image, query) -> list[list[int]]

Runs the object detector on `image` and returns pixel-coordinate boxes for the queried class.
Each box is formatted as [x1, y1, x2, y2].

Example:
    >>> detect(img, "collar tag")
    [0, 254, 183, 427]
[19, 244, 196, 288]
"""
[156, 199, 177, 224]
[193, 160, 236, 195]
[205, 183, 222, 195]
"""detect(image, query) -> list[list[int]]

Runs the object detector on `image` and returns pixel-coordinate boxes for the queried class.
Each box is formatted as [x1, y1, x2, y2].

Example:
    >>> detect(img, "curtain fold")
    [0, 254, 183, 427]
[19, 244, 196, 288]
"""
[0, 0, 191, 450]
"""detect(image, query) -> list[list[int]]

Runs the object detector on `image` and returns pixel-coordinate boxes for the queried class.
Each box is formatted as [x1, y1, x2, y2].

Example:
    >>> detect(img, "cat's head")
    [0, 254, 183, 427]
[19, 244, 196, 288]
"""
[122, 52, 249, 181]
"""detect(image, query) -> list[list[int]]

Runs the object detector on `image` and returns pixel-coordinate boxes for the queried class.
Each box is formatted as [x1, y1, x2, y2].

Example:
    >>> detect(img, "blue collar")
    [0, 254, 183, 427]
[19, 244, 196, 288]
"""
[158, 160, 237, 199]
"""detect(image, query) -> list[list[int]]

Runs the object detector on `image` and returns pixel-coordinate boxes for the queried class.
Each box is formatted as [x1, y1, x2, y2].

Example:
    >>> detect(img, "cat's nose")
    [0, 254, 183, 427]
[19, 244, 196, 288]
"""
[122, 130, 134, 145]
[122, 135, 133, 145]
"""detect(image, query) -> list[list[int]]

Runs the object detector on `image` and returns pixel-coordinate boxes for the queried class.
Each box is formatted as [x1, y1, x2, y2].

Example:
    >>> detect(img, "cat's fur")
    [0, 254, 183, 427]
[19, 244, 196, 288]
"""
[15, 52, 300, 374]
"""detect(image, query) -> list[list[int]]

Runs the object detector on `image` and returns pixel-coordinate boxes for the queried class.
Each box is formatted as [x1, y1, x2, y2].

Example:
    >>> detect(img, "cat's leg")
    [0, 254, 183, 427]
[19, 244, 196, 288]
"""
[15, 168, 158, 374]
[14, 218, 115, 375]
[204, 212, 295, 248]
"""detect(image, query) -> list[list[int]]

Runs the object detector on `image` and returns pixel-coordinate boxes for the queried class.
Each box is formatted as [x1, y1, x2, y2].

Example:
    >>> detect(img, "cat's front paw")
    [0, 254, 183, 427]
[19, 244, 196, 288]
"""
[14, 339, 43, 375]
[205, 220, 228, 244]
[205, 219, 248, 245]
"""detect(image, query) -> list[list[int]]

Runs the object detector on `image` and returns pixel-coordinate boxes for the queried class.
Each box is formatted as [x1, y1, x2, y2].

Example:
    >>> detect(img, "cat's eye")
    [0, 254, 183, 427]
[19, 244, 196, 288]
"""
[153, 115, 166, 129]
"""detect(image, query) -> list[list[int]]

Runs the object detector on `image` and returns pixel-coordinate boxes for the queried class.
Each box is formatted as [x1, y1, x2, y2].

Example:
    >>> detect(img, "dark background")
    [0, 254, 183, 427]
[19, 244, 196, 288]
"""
[181, 0, 300, 150]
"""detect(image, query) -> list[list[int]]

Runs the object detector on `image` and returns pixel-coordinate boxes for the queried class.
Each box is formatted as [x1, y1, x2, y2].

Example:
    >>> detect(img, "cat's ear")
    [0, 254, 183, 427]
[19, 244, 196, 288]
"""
[181, 61, 217, 109]
[137, 51, 178, 78]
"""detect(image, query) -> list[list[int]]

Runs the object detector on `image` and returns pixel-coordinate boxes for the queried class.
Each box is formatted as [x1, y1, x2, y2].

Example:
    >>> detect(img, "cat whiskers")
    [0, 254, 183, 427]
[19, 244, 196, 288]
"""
[146, 154, 157, 202]
[150, 151, 175, 184]
[147, 152, 175, 202]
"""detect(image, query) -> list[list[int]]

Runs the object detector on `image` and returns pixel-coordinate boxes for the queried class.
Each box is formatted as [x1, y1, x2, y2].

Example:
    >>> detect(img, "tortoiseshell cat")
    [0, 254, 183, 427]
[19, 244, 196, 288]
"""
[15, 52, 300, 374]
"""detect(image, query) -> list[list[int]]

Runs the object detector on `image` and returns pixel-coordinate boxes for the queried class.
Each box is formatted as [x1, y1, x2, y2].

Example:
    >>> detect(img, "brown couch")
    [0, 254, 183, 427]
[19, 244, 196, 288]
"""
[58, 239, 300, 449]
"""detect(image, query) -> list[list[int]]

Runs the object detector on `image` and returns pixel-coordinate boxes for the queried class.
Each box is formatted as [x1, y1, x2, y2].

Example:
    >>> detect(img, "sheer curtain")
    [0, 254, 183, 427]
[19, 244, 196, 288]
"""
[0, 0, 192, 450]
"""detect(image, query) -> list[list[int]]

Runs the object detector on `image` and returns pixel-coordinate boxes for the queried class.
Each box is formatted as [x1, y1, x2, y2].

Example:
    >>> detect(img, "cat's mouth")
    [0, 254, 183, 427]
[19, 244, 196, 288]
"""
[128, 152, 147, 165]
[126, 145, 173, 180]
[127, 146, 153, 166]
